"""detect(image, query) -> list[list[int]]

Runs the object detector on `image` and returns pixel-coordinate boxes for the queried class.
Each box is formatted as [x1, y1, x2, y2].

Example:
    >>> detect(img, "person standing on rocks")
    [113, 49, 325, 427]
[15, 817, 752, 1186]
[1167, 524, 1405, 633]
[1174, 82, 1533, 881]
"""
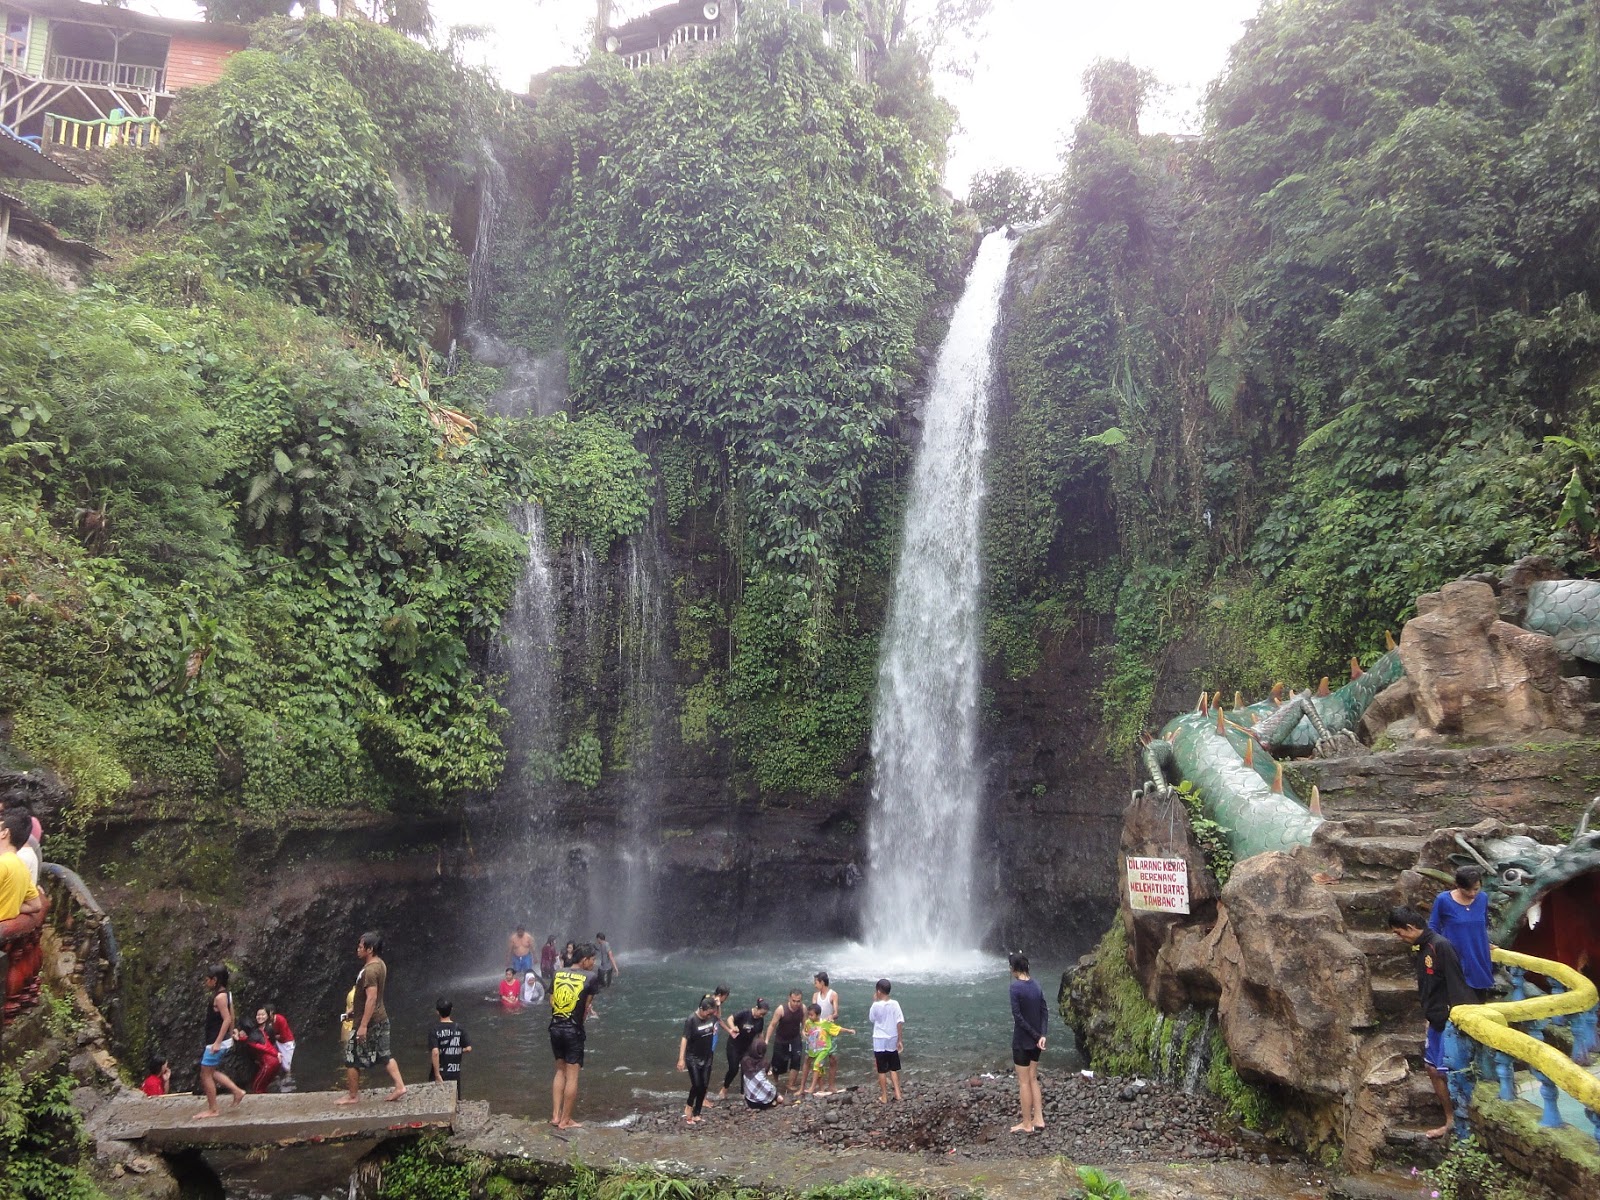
[1390, 907, 1475, 1139]
[765, 990, 808, 1100]
[678, 993, 720, 1124]
[508, 925, 535, 975]
[868, 978, 905, 1103]
[337, 931, 407, 1106]
[811, 971, 843, 1094]
[548, 942, 603, 1129]
[718, 997, 769, 1099]
[1008, 952, 1047, 1134]
[192, 964, 245, 1119]
[1428, 867, 1495, 1001]
[800, 1002, 854, 1097]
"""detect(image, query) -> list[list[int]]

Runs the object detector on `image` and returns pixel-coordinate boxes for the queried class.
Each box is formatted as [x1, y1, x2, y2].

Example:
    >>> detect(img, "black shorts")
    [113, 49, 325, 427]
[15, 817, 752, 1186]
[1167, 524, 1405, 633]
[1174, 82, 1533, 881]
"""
[1012, 1045, 1041, 1067]
[550, 1024, 586, 1066]
[771, 1038, 804, 1075]
[596, 968, 614, 988]
[874, 1050, 902, 1074]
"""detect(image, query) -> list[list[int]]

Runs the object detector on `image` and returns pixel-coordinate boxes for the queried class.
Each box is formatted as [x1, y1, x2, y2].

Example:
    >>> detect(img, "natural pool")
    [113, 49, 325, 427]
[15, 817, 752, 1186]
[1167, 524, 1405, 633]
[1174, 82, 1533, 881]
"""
[285, 941, 1078, 1121]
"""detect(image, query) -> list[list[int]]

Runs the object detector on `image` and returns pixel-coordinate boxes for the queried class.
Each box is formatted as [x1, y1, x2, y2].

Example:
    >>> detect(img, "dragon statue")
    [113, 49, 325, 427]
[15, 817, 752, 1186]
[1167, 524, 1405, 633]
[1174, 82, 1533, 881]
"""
[1139, 647, 1404, 860]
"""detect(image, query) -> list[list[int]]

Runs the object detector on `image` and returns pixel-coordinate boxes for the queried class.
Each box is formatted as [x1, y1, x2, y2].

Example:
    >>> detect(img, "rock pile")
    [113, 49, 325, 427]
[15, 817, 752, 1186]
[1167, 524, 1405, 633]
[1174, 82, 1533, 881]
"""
[628, 1071, 1265, 1164]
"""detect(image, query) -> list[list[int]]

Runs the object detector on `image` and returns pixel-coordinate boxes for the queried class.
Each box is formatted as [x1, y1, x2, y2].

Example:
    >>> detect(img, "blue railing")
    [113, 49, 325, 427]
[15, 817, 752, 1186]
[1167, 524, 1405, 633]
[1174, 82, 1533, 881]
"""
[1448, 947, 1600, 1146]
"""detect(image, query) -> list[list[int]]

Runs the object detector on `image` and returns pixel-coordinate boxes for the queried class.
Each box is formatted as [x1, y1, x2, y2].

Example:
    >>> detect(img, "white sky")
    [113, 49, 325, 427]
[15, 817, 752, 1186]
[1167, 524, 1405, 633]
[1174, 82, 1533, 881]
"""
[136, 0, 1265, 192]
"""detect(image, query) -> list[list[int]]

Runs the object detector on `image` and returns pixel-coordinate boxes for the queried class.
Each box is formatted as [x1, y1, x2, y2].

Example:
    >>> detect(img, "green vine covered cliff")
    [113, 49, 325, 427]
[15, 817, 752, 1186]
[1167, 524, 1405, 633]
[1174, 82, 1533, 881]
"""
[0, 8, 959, 819]
[986, 0, 1600, 755]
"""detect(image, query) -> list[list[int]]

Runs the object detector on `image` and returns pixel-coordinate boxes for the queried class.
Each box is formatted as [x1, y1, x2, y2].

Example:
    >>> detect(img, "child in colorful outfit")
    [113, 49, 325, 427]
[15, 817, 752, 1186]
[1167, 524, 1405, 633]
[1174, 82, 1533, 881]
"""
[800, 1002, 853, 1097]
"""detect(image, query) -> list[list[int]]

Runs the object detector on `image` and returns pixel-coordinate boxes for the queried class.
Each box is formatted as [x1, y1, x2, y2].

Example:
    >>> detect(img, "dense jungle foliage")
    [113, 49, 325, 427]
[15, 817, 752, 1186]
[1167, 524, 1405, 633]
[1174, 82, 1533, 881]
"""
[990, 0, 1600, 751]
[468, 5, 962, 797]
[0, 6, 958, 816]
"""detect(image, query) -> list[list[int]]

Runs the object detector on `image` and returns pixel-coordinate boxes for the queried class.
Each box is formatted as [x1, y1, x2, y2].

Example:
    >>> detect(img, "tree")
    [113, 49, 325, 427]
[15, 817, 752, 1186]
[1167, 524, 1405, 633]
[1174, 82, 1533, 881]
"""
[201, 0, 294, 21]
[966, 167, 1044, 229]
[857, 0, 993, 77]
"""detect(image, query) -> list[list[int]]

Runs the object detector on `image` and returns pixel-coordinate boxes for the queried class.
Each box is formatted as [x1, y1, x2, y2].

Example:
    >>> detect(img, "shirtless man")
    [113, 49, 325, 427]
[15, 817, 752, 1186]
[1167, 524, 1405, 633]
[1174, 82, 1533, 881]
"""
[508, 926, 535, 975]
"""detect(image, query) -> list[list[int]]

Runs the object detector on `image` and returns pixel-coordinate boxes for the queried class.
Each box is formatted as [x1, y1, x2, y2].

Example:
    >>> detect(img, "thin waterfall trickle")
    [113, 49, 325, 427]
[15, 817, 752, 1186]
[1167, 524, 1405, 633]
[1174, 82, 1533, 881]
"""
[493, 502, 558, 792]
[462, 141, 568, 419]
[866, 230, 1018, 954]
[613, 508, 669, 940]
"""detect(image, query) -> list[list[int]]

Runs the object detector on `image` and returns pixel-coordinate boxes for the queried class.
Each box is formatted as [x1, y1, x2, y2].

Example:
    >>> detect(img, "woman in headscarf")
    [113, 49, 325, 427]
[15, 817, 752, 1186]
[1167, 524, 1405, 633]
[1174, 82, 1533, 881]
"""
[741, 1039, 783, 1110]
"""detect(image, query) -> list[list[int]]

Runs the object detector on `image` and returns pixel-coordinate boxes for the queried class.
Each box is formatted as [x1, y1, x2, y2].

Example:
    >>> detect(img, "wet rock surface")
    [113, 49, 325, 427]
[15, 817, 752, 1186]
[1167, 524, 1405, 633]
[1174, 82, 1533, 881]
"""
[630, 1070, 1247, 1163]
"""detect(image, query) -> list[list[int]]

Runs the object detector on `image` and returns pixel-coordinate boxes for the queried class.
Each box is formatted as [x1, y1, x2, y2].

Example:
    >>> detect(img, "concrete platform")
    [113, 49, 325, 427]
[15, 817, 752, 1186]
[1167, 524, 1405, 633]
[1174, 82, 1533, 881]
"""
[99, 1082, 458, 1148]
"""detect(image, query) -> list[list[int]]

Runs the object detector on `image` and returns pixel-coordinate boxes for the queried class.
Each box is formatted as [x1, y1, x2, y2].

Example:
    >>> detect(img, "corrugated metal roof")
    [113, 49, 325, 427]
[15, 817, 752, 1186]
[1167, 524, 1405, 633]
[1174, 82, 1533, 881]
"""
[0, 125, 88, 185]
[0, 186, 108, 260]
[6, 0, 251, 45]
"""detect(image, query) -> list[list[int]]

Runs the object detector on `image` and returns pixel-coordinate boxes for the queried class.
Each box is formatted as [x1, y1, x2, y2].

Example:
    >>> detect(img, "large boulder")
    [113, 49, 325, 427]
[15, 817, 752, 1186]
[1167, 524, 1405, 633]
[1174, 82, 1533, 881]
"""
[1399, 580, 1585, 738]
[1118, 787, 1220, 1006]
[1211, 852, 1373, 1096]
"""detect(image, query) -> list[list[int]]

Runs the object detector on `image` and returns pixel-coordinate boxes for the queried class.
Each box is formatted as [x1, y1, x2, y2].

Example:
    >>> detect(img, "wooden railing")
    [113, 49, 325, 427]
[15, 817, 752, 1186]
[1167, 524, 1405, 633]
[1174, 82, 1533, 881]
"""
[2, 34, 26, 71]
[48, 111, 162, 150]
[668, 22, 721, 45]
[622, 45, 669, 69]
[47, 54, 165, 92]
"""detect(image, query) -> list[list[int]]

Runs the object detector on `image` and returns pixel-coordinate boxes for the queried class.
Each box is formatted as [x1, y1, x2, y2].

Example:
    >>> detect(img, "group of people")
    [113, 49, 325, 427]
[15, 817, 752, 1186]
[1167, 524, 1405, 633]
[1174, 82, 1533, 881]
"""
[163, 963, 297, 1117]
[1389, 864, 1497, 1139]
[501, 928, 620, 1010]
[168, 928, 1051, 1138]
[671, 971, 903, 1125]
[0, 800, 46, 1011]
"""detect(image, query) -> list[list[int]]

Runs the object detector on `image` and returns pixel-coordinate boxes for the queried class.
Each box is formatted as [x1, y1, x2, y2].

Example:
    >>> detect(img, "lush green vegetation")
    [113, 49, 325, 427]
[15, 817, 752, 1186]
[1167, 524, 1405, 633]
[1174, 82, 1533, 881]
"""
[0, 997, 106, 1200]
[989, 1, 1600, 751]
[1, 6, 959, 816]
[466, 5, 961, 798]
[376, 1138, 934, 1200]
[0, 17, 574, 818]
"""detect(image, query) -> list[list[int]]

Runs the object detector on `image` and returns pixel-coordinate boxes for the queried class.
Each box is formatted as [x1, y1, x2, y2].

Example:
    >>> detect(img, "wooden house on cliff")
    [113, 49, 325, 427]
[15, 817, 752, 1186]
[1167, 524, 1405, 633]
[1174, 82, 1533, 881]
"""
[604, 0, 865, 77]
[1, 0, 247, 149]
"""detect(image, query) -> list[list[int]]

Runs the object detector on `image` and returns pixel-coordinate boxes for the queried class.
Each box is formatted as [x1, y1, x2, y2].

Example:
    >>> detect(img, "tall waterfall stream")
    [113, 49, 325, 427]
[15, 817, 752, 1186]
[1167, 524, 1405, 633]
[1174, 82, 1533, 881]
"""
[867, 230, 1018, 954]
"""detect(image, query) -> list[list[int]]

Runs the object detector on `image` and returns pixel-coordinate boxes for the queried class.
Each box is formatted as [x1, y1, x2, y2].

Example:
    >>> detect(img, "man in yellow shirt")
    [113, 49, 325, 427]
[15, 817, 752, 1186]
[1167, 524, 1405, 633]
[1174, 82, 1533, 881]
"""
[0, 806, 41, 921]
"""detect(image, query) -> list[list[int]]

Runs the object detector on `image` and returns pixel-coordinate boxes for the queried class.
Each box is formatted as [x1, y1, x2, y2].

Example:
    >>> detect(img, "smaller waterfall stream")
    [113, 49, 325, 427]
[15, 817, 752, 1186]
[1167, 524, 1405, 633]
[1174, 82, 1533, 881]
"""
[493, 503, 559, 790]
[866, 231, 1018, 955]
[613, 510, 670, 940]
[462, 141, 568, 420]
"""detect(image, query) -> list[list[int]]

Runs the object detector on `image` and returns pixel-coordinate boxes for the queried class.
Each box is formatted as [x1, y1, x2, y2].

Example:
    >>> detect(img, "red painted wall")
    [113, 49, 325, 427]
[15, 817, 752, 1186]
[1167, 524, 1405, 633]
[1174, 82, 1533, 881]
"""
[163, 35, 239, 91]
[1511, 871, 1600, 986]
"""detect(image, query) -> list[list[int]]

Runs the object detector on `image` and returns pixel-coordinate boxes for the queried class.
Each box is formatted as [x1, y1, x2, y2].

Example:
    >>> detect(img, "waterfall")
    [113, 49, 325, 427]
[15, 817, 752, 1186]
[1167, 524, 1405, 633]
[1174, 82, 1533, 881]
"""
[493, 502, 559, 791]
[465, 139, 505, 324]
[865, 230, 1018, 954]
[462, 140, 568, 419]
[614, 510, 669, 941]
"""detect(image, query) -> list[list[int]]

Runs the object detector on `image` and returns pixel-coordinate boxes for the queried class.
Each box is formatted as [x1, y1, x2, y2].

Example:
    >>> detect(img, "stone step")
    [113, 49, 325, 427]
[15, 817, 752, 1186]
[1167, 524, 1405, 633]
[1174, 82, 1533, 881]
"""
[1333, 834, 1429, 871]
[1371, 977, 1418, 1017]
[1323, 878, 1400, 921]
[1350, 928, 1412, 961]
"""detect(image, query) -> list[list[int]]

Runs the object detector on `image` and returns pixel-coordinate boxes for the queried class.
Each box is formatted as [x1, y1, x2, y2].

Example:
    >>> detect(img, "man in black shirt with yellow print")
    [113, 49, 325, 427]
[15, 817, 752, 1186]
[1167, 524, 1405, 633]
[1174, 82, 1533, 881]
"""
[548, 943, 603, 1130]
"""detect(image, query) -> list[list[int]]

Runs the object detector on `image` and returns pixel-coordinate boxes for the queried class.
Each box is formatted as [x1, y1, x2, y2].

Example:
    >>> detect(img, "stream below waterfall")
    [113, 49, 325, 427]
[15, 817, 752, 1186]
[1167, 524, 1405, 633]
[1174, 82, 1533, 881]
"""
[277, 943, 1080, 1121]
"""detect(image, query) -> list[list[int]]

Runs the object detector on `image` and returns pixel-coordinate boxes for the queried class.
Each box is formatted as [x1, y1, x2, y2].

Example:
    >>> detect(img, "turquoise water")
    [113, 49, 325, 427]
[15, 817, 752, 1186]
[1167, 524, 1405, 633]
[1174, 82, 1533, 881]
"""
[287, 941, 1075, 1120]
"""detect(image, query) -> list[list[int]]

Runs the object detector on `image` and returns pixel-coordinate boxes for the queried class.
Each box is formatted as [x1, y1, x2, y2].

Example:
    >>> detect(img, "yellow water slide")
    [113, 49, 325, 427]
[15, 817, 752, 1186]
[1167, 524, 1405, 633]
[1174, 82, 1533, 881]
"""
[1449, 946, 1600, 1114]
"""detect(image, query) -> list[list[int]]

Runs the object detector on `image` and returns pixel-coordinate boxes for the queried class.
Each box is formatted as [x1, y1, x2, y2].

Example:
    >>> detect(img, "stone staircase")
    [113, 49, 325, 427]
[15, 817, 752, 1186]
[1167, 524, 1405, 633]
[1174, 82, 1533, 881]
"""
[1304, 811, 1452, 1167]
